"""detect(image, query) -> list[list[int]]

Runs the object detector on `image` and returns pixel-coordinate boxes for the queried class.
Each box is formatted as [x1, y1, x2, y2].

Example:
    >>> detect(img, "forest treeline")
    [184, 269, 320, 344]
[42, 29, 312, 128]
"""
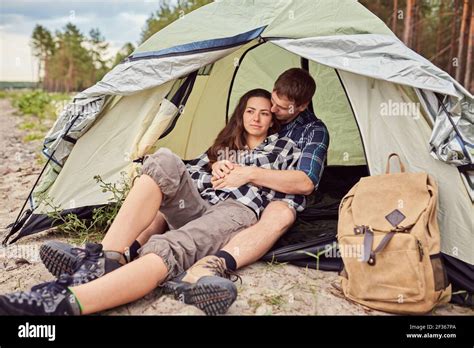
[360, 0, 473, 92]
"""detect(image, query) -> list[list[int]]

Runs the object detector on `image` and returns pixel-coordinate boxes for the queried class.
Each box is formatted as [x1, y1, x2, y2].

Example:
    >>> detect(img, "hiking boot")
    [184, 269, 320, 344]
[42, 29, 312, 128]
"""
[40, 241, 124, 281]
[162, 255, 239, 316]
[0, 241, 127, 316]
[0, 274, 81, 316]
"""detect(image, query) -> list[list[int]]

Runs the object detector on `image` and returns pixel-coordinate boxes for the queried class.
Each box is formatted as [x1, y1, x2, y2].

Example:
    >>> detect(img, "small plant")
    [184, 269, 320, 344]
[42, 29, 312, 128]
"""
[11, 90, 71, 145]
[263, 293, 285, 307]
[23, 133, 45, 142]
[266, 253, 288, 267]
[0, 90, 22, 100]
[19, 118, 51, 143]
[265, 256, 287, 274]
[18, 122, 36, 130]
[41, 171, 132, 244]
[12, 90, 70, 119]
[13, 90, 53, 119]
[35, 153, 47, 166]
[298, 243, 337, 271]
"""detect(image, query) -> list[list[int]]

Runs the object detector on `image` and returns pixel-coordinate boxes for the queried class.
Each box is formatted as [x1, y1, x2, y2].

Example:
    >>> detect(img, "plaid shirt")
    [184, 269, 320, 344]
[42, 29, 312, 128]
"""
[186, 134, 306, 217]
[279, 109, 330, 190]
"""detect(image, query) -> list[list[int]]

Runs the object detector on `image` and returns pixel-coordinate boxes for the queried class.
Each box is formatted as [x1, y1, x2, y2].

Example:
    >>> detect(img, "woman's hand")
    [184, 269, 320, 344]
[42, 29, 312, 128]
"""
[212, 165, 254, 190]
[211, 160, 235, 179]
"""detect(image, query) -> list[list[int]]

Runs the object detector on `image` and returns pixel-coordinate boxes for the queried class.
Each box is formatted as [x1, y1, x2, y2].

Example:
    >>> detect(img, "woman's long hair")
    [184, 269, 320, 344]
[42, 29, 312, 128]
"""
[207, 89, 280, 165]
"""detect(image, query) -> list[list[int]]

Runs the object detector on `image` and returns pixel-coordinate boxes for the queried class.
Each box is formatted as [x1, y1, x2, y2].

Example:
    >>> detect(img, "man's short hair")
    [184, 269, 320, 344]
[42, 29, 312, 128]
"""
[274, 68, 316, 107]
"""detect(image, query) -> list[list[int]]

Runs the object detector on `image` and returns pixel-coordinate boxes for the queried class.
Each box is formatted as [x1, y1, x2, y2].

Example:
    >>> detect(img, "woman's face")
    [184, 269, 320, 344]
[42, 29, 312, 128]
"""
[242, 97, 273, 139]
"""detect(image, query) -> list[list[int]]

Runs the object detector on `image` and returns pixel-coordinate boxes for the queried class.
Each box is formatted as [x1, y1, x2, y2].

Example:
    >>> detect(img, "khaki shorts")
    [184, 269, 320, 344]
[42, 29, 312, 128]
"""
[138, 148, 257, 280]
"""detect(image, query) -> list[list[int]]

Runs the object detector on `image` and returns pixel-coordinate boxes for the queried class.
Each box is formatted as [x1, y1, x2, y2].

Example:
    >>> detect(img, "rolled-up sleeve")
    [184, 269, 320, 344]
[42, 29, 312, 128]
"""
[297, 126, 329, 189]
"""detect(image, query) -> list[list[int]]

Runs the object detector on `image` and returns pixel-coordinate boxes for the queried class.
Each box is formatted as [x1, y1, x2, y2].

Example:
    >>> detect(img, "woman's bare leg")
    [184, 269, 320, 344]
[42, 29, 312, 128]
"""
[136, 211, 168, 246]
[70, 253, 168, 314]
[101, 175, 163, 252]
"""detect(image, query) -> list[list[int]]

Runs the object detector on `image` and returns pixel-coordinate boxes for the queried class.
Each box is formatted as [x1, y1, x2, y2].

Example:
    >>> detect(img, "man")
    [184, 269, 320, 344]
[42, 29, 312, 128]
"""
[34, 68, 329, 314]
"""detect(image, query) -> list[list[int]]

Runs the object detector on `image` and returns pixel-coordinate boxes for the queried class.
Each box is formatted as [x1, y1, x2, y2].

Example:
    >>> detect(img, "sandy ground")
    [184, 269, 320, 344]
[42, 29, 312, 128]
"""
[0, 98, 472, 316]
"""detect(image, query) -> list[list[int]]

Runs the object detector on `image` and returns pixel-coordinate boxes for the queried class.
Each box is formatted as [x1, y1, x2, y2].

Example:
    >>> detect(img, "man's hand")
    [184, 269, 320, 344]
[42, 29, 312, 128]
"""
[212, 165, 254, 190]
[211, 160, 235, 179]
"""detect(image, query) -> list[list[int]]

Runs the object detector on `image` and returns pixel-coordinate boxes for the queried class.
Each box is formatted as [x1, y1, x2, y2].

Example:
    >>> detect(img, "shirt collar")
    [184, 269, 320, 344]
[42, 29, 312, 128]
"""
[296, 109, 315, 124]
[280, 109, 309, 132]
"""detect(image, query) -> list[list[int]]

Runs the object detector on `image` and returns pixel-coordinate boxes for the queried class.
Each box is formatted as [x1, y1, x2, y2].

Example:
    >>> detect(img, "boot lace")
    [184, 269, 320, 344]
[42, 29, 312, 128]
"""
[203, 258, 242, 284]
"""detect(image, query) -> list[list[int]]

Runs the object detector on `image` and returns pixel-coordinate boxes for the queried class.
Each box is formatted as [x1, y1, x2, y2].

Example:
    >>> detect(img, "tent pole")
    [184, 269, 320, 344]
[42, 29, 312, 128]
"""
[300, 57, 315, 114]
[225, 40, 265, 122]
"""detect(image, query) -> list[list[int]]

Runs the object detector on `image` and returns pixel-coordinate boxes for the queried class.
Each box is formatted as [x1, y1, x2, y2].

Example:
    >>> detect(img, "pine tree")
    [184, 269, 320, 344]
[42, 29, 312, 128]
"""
[89, 28, 111, 81]
[464, 4, 473, 89]
[31, 25, 55, 87]
[403, 0, 415, 47]
[456, 0, 470, 81]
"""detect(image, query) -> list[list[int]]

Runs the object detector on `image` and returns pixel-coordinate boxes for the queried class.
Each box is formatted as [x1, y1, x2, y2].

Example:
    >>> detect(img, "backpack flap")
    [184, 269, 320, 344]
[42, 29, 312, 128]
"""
[351, 171, 431, 233]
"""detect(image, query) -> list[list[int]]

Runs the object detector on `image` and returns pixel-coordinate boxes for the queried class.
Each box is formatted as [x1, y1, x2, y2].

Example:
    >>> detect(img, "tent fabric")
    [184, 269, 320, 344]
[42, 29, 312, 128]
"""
[426, 93, 474, 166]
[271, 35, 473, 166]
[154, 41, 260, 159]
[133, 0, 290, 54]
[309, 62, 365, 165]
[42, 46, 244, 173]
[271, 35, 464, 97]
[136, 98, 179, 158]
[262, 0, 394, 38]
[134, 0, 392, 55]
[35, 82, 174, 213]
[129, 27, 266, 61]
[78, 43, 246, 99]
[42, 96, 105, 167]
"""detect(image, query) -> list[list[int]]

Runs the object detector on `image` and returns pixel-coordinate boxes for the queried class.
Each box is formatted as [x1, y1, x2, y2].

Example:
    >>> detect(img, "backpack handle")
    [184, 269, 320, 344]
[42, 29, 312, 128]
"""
[385, 153, 406, 174]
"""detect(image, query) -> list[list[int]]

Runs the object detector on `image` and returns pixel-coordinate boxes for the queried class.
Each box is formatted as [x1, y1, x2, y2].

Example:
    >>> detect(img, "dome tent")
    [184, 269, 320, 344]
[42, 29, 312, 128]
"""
[4, 0, 473, 305]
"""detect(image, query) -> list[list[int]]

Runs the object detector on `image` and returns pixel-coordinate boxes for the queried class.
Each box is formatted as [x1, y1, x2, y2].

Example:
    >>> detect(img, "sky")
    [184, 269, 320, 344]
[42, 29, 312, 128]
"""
[0, 0, 173, 82]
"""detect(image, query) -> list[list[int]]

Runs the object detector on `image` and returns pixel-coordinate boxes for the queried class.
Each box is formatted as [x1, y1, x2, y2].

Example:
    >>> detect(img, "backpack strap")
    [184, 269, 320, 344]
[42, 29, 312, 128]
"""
[361, 227, 396, 266]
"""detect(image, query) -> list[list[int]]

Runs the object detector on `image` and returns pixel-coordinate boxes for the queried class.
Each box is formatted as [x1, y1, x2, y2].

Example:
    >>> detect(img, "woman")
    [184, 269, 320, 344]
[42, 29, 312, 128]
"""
[0, 89, 304, 316]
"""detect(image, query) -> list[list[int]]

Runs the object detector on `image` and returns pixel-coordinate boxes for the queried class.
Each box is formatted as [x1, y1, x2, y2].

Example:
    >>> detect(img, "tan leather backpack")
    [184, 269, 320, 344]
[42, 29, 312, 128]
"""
[337, 153, 451, 314]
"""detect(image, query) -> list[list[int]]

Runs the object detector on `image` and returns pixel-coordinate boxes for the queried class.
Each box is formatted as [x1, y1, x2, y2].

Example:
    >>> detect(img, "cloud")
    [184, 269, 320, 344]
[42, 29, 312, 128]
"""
[0, 0, 163, 21]
[0, 30, 38, 82]
[0, 0, 166, 80]
[0, 4, 152, 43]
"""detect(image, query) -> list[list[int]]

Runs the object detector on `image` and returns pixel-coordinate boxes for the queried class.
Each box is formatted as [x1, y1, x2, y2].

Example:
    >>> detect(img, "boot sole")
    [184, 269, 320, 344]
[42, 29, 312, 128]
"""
[0, 298, 40, 316]
[162, 282, 235, 316]
[39, 242, 79, 278]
